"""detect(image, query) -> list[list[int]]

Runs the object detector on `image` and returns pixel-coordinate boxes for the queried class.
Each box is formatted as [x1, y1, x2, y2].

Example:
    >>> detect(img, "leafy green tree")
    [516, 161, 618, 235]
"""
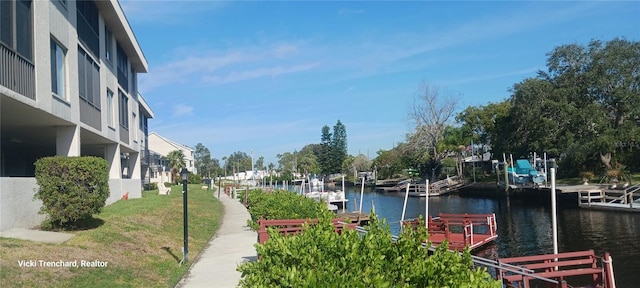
[372, 148, 404, 179]
[511, 39, 638, 175]
[225, 151, 252, 175]
[210, 158, 223, 177]
[255, 156, 265, 171]
[455, 38, 640, 176]
[276, 152, 296, 179]
[456, 100, 511, 152]
[341, 154, 356, 180]
[506, 78, 572, 158]
[166, 150, 185, 183]
[353, 154, 372, 174]
[194, 143, 215, 177]
[298, 145, 320, 175]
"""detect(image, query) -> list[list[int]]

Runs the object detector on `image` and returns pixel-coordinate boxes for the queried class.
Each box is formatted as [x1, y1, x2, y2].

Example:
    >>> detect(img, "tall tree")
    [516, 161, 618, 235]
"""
[318, 125, 332, 175]
[372, 148, 404, 179]
[224, 151, 252, 175]
[276, 152, 296, 179]
[351, 154, 372, 174]
[456, 100, 511, 152]
[493, 38, 640, 175]
[194, 143, 214, 177]
[255, 156, 265, 171]
[298, 144, 320, 175]
[331, 120, 348, 174]
[409, 82, 459, 161]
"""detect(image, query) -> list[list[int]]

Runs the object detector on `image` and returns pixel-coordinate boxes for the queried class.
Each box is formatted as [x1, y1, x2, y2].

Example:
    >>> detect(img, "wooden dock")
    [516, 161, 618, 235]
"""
[377, 176, 466, 196]
[577, 184, 640, 212]
[404, 213, 498, 252]
[336, 212, 370, 226]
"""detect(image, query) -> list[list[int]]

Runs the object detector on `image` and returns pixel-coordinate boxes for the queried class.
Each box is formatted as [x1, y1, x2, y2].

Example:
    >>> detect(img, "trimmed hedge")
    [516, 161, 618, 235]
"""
[238, 214, 501, 287]
[244, 189, 330, 230]
[34, 156, 110, 228]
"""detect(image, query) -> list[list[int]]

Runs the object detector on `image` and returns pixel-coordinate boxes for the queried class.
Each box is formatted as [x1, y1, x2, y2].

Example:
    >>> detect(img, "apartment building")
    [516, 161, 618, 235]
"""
[147, 132, 195, 183]
[0, 0, 152, 231]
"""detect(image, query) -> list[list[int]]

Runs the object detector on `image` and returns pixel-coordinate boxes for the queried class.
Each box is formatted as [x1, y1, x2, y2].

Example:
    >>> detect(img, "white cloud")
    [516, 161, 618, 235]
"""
[138, 3, 600, 94]
[139, 43, 313, 92]
[202, 62, 319, 85]
[445, 66, 541, 85]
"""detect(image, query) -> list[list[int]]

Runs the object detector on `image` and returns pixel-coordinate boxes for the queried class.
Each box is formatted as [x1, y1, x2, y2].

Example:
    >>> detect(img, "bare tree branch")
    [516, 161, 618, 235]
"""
[408, 81, 460, 160]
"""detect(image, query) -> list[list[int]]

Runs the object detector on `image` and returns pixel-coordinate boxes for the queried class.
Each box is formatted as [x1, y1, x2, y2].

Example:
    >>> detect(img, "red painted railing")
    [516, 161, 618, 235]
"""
[257, 218, 358, 244]
[404, 213, 498, 250]
[497, 249, 615, 288]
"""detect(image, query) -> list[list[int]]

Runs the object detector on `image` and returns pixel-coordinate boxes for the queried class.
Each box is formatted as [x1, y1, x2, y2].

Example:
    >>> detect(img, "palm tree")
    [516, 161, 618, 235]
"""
[166, 150, 185, 184]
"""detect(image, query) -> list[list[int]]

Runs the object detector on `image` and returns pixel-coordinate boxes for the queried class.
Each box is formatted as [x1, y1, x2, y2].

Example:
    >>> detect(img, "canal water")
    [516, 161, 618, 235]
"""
[330, 186, 640, 287]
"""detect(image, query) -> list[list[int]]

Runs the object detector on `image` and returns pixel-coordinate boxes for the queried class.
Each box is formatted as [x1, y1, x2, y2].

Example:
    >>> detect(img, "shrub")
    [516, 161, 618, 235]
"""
[245, 189, 329, 230]
[238, 214, 500, 287]
[34, 156, 110, 228]
[143, 182, 158, 191]
[188, 173, 202, 184]
[579, 171, 595, 180]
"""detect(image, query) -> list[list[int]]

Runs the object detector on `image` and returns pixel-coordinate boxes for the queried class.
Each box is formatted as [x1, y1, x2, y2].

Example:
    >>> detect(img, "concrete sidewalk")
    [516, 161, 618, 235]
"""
[0, 228, 74, 244]
[176, 191, 257, 288]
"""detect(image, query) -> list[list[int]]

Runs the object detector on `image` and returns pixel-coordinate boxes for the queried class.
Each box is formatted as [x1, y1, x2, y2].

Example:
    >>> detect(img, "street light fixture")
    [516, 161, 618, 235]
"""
[180, 168, 189, 264]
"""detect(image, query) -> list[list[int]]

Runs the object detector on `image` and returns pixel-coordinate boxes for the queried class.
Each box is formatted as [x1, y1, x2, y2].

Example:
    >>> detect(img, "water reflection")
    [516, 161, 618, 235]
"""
[331, 186, 640, 288]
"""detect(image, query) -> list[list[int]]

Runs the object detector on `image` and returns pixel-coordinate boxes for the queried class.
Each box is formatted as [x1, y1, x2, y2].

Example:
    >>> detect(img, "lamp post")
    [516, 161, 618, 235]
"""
[180, 168, 189, 264]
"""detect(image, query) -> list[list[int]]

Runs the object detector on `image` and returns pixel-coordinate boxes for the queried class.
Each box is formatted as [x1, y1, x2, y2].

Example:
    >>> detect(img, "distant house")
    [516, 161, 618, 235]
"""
[0, 0, 151, 231]
[147, 132, 195, 183]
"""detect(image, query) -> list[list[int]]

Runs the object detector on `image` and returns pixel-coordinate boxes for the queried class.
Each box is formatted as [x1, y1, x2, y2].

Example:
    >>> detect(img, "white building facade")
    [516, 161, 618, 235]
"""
[147, 132, 195, 183]
[0, 0, 152, 231]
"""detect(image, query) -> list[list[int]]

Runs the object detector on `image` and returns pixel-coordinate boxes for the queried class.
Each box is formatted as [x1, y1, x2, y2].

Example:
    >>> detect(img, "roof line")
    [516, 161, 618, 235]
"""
[149, 132, 194, 151]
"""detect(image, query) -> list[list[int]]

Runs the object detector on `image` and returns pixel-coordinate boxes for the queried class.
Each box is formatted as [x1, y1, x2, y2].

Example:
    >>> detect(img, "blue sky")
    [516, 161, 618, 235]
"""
[120, 0, 639, 166]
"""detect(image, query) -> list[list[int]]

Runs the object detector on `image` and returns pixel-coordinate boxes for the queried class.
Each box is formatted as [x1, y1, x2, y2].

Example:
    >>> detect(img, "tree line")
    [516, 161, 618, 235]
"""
[376, 38, 640, 181]
[176, 38, 638, 183]
[169, 120, 352, 181]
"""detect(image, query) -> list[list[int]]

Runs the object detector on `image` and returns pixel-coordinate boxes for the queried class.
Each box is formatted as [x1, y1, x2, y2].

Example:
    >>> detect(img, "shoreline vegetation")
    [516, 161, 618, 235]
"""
[2, 173, 636, 287]
[0, 185, 223, 288]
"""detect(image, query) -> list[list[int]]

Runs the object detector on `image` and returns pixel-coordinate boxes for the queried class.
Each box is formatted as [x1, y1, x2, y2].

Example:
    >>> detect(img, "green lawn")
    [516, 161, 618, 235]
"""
[0, 184, 223, 288]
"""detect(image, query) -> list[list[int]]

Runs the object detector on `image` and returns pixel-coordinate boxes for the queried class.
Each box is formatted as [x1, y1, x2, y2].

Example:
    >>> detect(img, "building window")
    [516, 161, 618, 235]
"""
[104, 26, 113, 63]
[119, 90, 129, 129]
[107, 89, 114, 127]
[78, 47, 101, 109]
[50, 39, 66, 99]
[117, 43, 129, 92]
[130, 67, 137, 95]
[132, 113, 137, 141]
[76, 0, 99, 57]
[1, 0, 33, 62]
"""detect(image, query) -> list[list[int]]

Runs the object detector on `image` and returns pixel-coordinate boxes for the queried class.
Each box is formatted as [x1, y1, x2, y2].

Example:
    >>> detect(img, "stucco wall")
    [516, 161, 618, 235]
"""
[1, 178, 142, 231]
[0, 178, 46, 231]
[107, 179, 142, 204]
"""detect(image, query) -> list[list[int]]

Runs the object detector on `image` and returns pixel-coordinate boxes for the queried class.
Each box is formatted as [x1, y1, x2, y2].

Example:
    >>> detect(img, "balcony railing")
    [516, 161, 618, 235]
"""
[119, 125, 129, 144]
[0, 43, 35, 100]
